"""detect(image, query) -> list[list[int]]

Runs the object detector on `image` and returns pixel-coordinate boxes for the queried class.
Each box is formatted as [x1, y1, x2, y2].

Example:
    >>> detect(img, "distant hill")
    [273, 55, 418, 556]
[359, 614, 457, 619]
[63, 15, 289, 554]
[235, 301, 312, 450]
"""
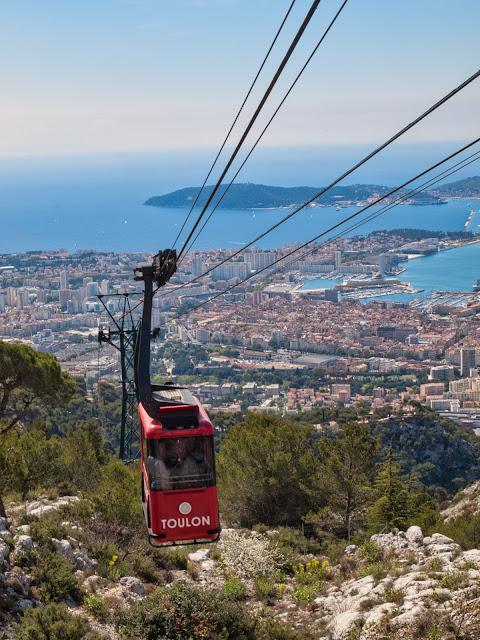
[432, 175, 480, 197]
[144, 181, 447, 209]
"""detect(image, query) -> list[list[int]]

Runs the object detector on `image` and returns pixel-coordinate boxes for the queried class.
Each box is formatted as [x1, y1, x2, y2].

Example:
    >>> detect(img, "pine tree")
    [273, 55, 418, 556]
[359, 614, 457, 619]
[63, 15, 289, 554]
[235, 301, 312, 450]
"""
[368, 449, 410, 531]
[315, 423, 379, 538]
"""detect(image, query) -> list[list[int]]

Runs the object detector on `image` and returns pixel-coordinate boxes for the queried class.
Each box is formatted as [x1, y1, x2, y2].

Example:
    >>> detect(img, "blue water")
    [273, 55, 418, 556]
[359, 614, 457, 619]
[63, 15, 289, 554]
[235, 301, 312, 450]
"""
[301, 239, 480, 300]
[0, 183, 476, 255]
[0, 146, 478, 254]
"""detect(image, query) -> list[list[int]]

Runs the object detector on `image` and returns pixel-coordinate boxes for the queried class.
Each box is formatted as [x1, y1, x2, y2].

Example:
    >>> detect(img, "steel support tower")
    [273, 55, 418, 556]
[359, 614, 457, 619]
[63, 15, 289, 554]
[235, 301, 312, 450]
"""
[97, 293, 140, 463]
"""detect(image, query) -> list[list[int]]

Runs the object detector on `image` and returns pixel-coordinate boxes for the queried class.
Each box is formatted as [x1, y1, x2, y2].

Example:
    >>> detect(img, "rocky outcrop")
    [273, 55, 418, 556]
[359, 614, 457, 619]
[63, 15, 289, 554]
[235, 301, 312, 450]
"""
[442, 478, 480, 522]
[304, 526, 480, 639]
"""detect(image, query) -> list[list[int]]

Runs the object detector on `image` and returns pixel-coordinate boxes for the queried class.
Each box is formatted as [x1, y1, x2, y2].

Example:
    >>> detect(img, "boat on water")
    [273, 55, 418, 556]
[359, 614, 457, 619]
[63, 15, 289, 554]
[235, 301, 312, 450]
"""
[473, 279, 480, 292]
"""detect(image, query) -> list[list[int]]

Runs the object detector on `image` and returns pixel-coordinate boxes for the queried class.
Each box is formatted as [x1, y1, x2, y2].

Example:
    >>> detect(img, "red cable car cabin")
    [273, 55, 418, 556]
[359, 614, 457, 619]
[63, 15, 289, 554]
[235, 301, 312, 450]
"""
[139, 386, 220, 544]
[134, 251, 220, 546]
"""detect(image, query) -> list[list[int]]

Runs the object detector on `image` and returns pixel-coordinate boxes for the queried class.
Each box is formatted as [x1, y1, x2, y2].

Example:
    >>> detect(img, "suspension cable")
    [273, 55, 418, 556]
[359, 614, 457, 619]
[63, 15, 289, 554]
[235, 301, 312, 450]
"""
[171, 0, 298, 251]
[172, 138, 480, 318]
[175, 0, 324, 264]
[176, 69, 480, 278]
[271, 150, 480, 276]
[178, 0, 350, 263]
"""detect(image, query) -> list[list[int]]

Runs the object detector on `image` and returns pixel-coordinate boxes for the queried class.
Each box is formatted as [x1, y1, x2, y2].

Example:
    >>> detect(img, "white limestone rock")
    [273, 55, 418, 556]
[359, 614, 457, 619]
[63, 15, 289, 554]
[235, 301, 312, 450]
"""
[363, 602, 397, 625]
[84, 575, 108, 591]
[52, 538, 75, 562]
[12, 598, 35, 613]
[15, 525, 31, 536]
[331, 610, 363, 638]
[119, 576, 146, 597]
[344, 544, 359, 556]
[13, 535, 32, 557]
[405, 525, 424, 545]
[0, 541, 11, 567]
[188, 548, 211, 563]
[73, 551, 97, 572]
[5, 571, 30, 590]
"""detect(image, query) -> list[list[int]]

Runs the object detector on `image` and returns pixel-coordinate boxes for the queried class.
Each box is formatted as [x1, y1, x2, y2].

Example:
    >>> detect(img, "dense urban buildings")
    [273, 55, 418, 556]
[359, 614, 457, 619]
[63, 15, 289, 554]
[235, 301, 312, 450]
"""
[1, 230, 480, 428]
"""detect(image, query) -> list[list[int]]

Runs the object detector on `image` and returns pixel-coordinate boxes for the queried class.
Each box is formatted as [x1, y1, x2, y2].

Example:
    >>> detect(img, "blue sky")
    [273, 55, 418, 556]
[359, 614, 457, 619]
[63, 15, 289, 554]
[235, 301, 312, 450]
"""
[1, 0, 479, 158]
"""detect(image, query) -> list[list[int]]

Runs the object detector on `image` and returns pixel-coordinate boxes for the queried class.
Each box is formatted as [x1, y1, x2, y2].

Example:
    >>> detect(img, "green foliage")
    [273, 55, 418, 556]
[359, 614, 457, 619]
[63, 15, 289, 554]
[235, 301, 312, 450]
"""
[271, 526, 322, 557]
[90, 459, 143, 528]
[33, 544, 84, 603]
[255, 618, 317, 640]
[315, 423, 378, 538]
[223, 578, 247, 601]
[128, 553, 158, 583]
[382, 587, 405, 604]
[426, 557, 444, 572]
[360, 540, 379, 563]
[64, 426, 101, 492]
[117, 582, 255, 640]
[85, 593, 107, 618]
[291, 583, 318, 603]
[168, 548, 189, 570]
[360, 563, 386, 581]
[439, 571, 467, 589]
[29, 512, 69, 543]
[0, 342, 75, 432]
[436, 511, 480, 550]
[370, 407, 480, 492]
[14, 603, 100, 640]
[4, 426, 65, 500]
[368, 456, 410, 530]
[254, 577, 277, 604]
[217, 413, 318, 527]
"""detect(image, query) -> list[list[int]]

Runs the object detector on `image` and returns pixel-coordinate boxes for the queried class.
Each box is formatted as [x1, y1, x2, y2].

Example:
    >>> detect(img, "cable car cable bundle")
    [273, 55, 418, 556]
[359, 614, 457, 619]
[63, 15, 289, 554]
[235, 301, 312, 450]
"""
[175, 0, 323, 265]
[177, 0, 351, 264]
[159, 142, 480, 313]
[174, 68, 480, 284]
[172, 137, 480, 318]
[172, 0, 298, 251]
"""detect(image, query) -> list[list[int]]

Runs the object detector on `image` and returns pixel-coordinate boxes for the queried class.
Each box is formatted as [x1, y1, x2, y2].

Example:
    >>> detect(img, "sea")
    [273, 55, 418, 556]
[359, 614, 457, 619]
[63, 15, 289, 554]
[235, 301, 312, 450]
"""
[0, 146, 479, 299]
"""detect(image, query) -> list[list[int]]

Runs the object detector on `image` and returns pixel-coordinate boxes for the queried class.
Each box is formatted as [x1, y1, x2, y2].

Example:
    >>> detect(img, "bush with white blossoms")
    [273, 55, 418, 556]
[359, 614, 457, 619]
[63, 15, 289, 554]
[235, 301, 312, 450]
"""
[221, 531, 280, 579]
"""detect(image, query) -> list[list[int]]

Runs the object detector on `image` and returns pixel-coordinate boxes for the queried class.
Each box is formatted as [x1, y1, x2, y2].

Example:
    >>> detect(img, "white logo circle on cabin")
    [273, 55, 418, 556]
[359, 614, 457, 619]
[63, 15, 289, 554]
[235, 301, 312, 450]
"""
[179, 502, 192, 515]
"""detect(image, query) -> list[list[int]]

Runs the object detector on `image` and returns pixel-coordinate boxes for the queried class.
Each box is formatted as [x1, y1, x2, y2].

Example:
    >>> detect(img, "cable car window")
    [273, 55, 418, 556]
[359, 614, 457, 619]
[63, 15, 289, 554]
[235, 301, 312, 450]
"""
[147, 435, 215, 491]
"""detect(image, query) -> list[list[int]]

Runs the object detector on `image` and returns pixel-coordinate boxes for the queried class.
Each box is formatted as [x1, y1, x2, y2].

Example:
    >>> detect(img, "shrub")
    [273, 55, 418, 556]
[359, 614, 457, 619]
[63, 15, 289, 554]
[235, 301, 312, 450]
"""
[85, 593, 107, 618]
[29, 512, 69, 543]
[382, 587, 405, 605]
[255, 618, 317, 640]
[221, 531, 280, 579]
[117, 583, 255, 640]
[128, 553, 158, 583]
[168, 548, 189, 570]
[291, 583, 318, 603]
[33, 545, 84, 603]
[254, 577, 277, 604]
[223, 578, 247, 601]
[14, 603, 100, 640]
[360, 540, 379, 563]
[324, 538, 348, 565]
[273, 526, 322, 556]
[440, 571, 467, 589]
[3, 535, 15, 548]
[13, 552, 34, 568]
[359, 563, 386, 581]
[426, 557, 444, 572]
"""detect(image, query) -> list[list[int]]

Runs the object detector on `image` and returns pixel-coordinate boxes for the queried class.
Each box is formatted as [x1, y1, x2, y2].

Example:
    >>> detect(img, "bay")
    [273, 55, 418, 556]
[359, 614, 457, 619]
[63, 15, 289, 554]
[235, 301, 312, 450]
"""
[0, 179, 476, 255]
[0, 148, 477, 254]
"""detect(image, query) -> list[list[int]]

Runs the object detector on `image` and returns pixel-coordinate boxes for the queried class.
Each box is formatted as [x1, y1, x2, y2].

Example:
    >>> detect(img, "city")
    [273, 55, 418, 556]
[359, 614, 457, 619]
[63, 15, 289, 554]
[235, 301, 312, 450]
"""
[2, 227, 479, 431]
